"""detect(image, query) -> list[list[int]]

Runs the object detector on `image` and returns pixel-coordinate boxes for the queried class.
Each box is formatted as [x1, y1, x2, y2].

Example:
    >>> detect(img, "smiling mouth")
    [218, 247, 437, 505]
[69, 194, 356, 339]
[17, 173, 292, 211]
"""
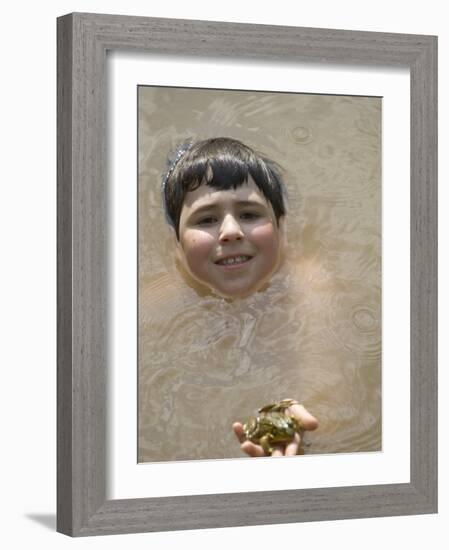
[215, 255, 253, 266]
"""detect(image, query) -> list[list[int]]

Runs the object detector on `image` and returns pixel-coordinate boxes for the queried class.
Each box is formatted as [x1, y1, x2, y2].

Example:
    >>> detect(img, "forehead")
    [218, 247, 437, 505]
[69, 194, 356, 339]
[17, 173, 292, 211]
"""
[181, 178, 271, 211]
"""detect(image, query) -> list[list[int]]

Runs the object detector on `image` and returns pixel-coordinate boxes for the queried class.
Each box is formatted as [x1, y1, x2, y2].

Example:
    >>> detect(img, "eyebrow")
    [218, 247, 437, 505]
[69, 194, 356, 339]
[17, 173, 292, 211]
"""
[189, 199, 266, 214]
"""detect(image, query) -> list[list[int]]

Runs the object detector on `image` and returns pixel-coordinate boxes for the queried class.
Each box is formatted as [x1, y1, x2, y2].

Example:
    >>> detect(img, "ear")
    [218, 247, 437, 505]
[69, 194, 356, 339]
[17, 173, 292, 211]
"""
[278, 215, 287, 248]
[167, 224, 177, 241]
[164, 223, 181, 259]
[170, 226, 185, 265]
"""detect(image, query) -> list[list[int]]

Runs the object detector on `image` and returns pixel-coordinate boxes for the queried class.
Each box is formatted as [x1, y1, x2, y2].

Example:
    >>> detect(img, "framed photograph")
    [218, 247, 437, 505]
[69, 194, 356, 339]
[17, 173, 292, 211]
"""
[57, 12, 437, 536]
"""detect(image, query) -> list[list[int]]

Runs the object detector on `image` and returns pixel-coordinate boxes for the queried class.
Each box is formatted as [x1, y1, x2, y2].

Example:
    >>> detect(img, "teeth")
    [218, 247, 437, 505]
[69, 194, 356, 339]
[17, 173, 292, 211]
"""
[217, 255, 250, 266]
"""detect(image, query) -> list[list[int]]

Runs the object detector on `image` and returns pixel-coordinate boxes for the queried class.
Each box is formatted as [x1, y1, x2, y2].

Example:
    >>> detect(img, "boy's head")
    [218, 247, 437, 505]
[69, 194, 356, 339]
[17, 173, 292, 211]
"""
[162, 137, 287, 298]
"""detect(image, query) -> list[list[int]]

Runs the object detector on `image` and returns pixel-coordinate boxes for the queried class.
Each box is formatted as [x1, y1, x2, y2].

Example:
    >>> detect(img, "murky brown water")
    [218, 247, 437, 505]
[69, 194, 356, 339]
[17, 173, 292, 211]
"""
[138, 86, 381, 462]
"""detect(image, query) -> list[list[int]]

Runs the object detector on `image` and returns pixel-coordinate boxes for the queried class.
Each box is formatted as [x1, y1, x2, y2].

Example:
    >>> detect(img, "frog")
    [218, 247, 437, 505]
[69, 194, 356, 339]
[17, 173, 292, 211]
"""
[258, 398, 301, 414]
[242, 399, 303, 455]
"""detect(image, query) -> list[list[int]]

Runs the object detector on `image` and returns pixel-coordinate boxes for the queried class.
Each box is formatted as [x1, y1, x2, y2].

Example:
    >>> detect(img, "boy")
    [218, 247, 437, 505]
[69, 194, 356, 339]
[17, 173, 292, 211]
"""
[162, 137, 287, 299]
[162, 137, 318, 456]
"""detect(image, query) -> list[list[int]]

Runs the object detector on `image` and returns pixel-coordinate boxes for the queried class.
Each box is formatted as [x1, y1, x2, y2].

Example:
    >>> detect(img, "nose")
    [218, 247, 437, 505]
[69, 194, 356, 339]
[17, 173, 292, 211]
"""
[218, 214, 244, 242]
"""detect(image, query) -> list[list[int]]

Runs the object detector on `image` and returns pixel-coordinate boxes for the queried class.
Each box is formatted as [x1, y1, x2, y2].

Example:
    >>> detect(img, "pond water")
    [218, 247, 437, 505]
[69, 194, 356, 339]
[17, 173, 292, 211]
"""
[138, 86, 381, 462]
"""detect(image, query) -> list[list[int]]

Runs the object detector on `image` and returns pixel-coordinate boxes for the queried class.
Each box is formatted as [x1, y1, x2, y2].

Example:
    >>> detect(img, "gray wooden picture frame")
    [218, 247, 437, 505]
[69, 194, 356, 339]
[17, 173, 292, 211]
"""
[57, 12, 438, 537]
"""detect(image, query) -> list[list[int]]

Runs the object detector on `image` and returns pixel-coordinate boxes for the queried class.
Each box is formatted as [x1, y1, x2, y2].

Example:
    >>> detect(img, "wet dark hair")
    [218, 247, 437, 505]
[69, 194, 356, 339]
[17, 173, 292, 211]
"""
[162, 137, 287, 239]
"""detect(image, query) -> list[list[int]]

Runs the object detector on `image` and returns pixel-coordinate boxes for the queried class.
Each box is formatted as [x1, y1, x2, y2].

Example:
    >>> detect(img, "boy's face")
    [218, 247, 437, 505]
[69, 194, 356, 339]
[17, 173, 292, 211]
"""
[176, 177, 285, 299]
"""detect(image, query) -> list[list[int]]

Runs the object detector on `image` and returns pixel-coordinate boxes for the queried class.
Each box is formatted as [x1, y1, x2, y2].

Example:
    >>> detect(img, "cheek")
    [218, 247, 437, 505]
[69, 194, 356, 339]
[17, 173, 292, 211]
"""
[181, 230, 215, 266]
[250, 223, 279, 255]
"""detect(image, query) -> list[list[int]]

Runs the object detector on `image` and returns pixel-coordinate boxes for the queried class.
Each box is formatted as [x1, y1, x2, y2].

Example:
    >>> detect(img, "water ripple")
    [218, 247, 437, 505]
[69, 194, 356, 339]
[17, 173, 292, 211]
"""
[137, 86, 382, 462]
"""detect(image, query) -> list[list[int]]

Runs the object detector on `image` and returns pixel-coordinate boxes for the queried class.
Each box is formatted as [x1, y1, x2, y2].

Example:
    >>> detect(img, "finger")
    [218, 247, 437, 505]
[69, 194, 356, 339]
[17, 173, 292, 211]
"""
[285, 432, 300, 456]
[233, 422, 246, 444]
[288, 404, 319, 431]
[271, 446, 284, 457]
[240, 440, 266, 457]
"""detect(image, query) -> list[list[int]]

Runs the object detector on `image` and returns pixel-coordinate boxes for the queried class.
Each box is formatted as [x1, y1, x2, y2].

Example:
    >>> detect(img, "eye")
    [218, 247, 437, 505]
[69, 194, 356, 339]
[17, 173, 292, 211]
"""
[240, 211, 261, 221]
[196, 215, 218, 226]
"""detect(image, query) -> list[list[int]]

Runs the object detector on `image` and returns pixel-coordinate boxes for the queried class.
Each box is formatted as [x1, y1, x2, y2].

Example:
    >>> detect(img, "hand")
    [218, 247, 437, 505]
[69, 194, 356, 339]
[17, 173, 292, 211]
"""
[233, 401, 318, 457]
